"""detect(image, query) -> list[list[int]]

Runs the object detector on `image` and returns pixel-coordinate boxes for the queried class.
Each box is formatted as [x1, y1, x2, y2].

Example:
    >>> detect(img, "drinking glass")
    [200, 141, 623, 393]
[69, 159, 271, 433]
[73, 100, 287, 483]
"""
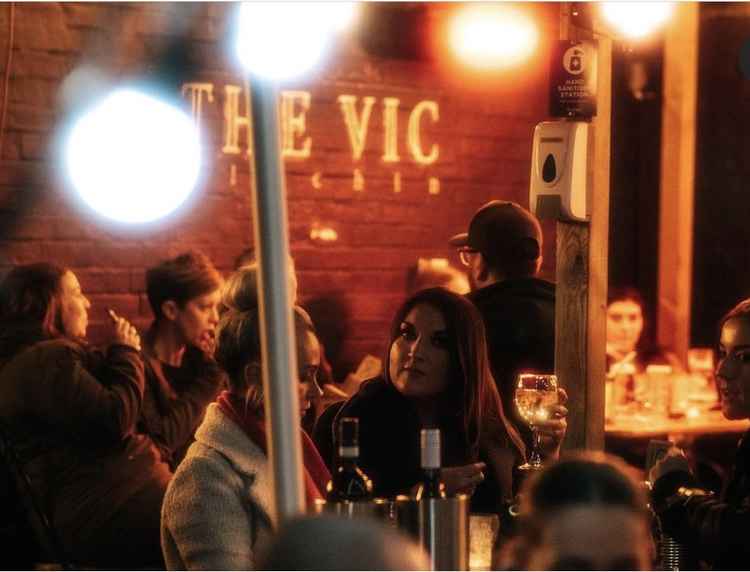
[687, 347, 719, 408]
[515, 373, 559, 471]
[469, 513, 499, 571]
[687, 348, 714, 375]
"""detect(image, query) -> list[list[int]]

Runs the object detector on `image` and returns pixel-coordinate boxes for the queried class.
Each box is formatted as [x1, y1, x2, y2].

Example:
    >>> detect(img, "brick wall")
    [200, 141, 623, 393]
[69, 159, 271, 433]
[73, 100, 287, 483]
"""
[0, 2, 557, 379]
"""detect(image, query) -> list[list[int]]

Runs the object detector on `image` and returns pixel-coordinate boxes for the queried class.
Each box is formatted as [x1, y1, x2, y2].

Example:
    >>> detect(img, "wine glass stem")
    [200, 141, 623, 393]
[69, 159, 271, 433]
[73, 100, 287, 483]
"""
[530, 427, 542, 468]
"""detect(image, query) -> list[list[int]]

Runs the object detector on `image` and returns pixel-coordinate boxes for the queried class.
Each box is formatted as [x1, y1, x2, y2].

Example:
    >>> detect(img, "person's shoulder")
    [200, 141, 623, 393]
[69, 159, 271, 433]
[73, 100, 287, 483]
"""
[317, 377, 397, 431]
[26, 337, 88, 364]
[174, 441, 226, 476]
[470, 279, 554, 322]
[343, 376, 395, 410]
[469, 278, 553, 305]
[167, 440, 242, 499]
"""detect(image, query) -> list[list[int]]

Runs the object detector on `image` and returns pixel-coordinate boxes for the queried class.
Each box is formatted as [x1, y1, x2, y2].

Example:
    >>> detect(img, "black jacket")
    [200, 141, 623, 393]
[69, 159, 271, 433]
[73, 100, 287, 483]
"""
[140, 338, 224, 471]
[0, 337, 170, 567]
[467, 278, 556, 445]
[653, 429, 750, 570]
[313, 377, 515, 514]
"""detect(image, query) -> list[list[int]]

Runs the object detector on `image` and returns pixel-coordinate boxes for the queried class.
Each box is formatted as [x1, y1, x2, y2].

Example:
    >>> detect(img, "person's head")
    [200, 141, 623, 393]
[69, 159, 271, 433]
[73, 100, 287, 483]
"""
[717, 298, 750, 420]
[385, 287, 522, 454]
[0, 263, 91, 342]
[146, 251, 223, 348]
[221, 256, 297, 315]
[259, 515, 429, 570]
[511, 452, 652, 571]
[216, 267, 322, 416]
[449, 200, 542, 289]
[406, 258, 470, 296]
[234, 247, 256, 270]
[606, 287, 646, 358]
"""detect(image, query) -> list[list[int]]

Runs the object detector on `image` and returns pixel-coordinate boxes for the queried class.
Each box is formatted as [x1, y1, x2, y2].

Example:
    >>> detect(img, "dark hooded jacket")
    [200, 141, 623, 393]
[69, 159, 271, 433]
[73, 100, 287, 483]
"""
[467, 277, 556, 446]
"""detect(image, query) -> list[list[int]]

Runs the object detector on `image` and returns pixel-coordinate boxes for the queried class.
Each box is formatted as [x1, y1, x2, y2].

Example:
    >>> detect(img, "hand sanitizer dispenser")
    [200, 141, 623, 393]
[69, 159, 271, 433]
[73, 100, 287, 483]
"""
[529, 121, 589, 222]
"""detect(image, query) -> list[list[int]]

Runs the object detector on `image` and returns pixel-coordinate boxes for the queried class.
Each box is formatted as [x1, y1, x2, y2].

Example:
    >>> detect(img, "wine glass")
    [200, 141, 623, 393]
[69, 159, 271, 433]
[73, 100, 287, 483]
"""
[515, 373, 559, 471]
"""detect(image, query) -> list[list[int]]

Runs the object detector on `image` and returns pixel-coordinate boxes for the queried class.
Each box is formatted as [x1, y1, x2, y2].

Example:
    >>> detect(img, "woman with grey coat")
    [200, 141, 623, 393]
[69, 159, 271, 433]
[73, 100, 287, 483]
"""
[160, 268, 328, 570]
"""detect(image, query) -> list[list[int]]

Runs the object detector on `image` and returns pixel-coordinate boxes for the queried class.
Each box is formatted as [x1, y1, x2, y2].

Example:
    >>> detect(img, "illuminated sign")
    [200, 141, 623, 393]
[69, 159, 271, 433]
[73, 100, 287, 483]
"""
[182, 82, 441, 195]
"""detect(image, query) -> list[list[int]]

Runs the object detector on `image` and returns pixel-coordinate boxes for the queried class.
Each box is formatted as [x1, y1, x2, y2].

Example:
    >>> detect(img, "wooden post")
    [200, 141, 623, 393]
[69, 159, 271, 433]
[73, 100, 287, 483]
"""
[657, 3, 698, 365]
[556, 3, 611, 451]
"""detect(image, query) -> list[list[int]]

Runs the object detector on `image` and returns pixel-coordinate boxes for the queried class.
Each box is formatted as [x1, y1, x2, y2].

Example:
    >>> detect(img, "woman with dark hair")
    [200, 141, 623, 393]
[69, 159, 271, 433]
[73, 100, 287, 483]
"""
[650, 298, 750, 570]
[502, 452, 653, 570]
[139, 251, 225, 470]
[606, 286, 680, 373]
[161, 265, 328, 570]
[0, 263, 171, 568]
[314, 287, 533, 513]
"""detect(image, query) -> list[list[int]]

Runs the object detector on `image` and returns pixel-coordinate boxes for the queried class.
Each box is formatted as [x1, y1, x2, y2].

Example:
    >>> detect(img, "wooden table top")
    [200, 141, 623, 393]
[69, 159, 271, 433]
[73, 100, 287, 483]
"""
[606, 409, 750, 438]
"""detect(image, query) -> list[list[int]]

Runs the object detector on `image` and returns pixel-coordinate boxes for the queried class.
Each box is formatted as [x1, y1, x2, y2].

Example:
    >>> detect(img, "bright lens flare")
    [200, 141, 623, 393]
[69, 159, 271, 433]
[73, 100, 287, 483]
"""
[64, 89, 202, 224]
[601, 2, 674, 39]
[235, 2, 358, 80]
[449, 5, 538, 71]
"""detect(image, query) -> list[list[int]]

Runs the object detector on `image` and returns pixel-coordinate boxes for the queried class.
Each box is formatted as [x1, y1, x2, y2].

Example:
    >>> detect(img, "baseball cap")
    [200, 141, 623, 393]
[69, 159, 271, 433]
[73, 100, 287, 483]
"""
[449, 200, 542, 261]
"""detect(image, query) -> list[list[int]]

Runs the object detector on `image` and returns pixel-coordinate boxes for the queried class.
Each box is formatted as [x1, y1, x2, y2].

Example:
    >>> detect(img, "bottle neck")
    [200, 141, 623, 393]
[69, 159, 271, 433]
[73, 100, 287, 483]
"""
[338, 445, 360, 467]
[420, 467, 445, 498]
[422, 467, 441, 480]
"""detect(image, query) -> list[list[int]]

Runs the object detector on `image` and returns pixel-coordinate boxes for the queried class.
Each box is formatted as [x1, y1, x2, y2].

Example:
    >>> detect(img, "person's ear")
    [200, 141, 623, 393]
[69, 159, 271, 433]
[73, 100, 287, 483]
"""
[162, 300, 179, 321]
[477, 253, 491, 283]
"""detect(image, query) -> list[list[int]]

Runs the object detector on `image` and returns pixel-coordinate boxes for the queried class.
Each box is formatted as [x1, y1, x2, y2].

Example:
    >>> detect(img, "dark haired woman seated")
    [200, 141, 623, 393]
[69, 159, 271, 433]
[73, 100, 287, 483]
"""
[314, 288, 535, 513]
[607, 286, 681, 374]
[0, 263, 171, 568]
[650, 298, 750, 570]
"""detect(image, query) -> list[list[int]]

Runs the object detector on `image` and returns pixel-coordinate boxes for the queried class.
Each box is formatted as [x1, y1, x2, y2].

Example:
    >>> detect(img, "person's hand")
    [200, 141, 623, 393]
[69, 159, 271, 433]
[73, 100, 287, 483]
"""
[108, 309, 141, 352]
[197, 330, 216, 356]
[649, 447, 690, 484]
[536, 387, 568, 460]
[441, 462, 486, 496]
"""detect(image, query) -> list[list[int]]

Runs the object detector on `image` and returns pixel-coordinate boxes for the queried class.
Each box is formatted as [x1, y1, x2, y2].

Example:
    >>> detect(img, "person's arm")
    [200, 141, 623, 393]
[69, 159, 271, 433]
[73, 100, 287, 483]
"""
[32, 341, 145, 441]
[657, 484, 750, 566]
[163, 455, 260, 570]
[651, 448, 750, 567]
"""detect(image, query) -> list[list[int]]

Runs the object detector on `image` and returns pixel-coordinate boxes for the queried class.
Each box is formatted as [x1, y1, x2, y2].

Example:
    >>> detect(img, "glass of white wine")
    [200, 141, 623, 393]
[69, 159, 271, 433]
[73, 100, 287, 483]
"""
[515, 373, 559, 471]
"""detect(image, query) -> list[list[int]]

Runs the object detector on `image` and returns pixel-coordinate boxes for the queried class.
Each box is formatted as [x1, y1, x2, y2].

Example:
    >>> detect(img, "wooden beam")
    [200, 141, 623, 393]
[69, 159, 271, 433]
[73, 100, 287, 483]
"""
[657, 3, 699, 365]
[556, 3, 611, 451]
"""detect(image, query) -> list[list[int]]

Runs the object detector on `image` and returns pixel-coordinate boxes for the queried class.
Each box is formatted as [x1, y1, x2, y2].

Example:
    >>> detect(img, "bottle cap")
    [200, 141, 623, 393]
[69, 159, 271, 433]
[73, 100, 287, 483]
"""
[420, 428, 441, 469]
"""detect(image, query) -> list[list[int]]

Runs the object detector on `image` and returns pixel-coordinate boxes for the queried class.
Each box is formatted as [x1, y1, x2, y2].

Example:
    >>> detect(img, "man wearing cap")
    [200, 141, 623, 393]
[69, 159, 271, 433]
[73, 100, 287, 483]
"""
[450, 200, 566, 455]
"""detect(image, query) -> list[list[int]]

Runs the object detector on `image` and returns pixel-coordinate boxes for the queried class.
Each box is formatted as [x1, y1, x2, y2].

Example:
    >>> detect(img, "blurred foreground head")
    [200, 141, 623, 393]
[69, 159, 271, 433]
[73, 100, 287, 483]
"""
[259, 515, 429, 570]
[505, 451, 652, 571]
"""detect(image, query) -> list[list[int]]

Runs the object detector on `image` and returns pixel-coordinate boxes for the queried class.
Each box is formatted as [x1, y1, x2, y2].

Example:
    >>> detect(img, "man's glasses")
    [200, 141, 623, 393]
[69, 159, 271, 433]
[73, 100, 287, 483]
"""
[458, 247, 478, 267]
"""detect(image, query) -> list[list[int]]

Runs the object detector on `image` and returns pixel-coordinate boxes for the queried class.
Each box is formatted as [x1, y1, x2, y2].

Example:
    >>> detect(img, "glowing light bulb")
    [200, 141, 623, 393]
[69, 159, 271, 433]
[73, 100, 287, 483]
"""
[234, 2, 359, 80]
[600, 2, 674, 39]
[448, 5, 538, 71]
[63, 88, 202, 224]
